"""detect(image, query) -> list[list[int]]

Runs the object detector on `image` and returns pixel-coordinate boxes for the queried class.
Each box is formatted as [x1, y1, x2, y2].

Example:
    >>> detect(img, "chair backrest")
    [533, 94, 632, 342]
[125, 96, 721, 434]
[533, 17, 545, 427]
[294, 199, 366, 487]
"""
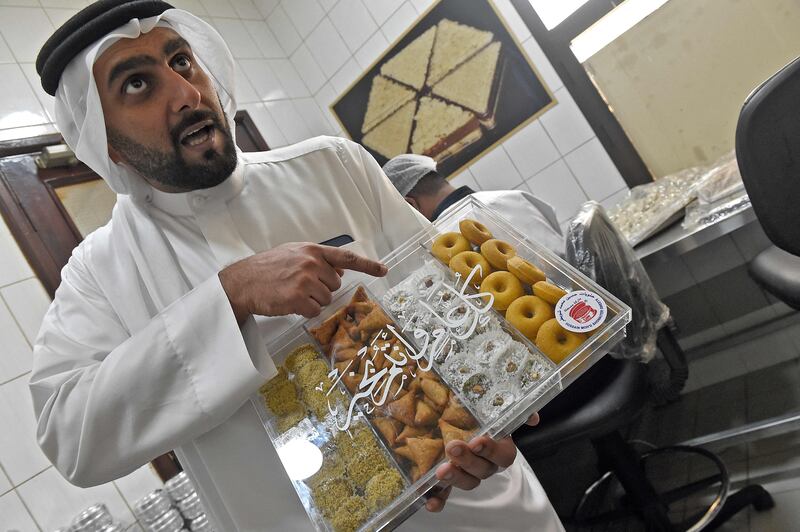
[566, 202, 669, 363]
[735, 56, 800, 256]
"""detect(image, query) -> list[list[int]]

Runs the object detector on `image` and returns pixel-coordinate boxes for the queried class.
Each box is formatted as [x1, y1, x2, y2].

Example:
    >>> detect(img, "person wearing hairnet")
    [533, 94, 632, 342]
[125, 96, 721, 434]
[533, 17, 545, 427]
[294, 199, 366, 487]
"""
[383, 154, 565, 255]
[29, 1, 563, 531]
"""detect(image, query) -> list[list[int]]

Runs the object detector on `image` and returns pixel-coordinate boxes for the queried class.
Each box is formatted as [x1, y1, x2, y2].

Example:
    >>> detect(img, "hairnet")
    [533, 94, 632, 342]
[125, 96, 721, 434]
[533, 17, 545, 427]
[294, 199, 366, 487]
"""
[382, 154, 438, 196]
[53, 9, 237, 199]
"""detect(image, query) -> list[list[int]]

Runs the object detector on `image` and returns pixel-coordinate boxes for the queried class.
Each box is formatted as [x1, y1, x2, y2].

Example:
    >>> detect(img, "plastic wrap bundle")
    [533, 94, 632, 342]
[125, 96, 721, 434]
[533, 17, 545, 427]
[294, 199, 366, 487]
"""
[694, 151, 743, 203]
[607, 165, 706, 246]
[682, 151, 750, 230]
[566, 202, 669, 362]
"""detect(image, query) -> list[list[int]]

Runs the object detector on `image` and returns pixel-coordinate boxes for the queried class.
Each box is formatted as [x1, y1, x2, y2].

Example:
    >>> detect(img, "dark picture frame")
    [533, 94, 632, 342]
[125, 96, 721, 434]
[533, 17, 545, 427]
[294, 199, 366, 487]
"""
[331, 0, 555, 178]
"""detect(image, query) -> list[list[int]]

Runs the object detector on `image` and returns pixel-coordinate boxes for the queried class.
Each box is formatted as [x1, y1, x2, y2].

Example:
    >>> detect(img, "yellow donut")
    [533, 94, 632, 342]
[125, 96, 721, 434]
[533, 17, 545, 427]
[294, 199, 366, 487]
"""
[507, 256, 546, 286]
[534, 281, 567, 305]
[449, 251, 492, 288]
[459, 219, 493, 246]
[505, 296, 554, 342]
[479, 271, 524, 311]
[432, 232, 471, 264]
[535, 319, 587, 364]
[480, 239, 516, 271]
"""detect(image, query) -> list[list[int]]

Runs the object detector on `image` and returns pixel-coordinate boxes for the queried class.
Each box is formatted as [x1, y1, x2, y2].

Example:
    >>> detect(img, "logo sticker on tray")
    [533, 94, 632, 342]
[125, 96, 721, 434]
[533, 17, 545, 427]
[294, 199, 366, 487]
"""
[555, 290, 607, 333]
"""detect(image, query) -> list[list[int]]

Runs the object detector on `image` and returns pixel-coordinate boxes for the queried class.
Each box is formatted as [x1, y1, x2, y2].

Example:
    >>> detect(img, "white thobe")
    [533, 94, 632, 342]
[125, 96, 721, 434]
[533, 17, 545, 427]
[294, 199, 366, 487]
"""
[30, 136, 563, 531]
[446, 190, 566, 256]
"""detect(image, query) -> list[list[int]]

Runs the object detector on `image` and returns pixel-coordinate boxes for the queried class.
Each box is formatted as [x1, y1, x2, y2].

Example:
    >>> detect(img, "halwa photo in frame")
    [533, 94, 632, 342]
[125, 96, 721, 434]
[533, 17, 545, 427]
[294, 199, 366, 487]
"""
[331, 0, 556, 177]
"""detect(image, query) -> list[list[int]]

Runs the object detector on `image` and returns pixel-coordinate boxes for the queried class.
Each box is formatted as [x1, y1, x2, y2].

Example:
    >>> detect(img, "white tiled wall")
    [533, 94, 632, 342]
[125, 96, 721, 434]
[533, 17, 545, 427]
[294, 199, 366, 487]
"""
[248, 0, 629, 224]
[0, 0, 629, 528]
[0, 254, 163, 531]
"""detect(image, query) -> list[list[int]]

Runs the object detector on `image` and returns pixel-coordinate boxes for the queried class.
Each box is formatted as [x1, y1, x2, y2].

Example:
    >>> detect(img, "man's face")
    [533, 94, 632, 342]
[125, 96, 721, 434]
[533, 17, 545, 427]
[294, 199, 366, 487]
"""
[93, 27, 236, 192]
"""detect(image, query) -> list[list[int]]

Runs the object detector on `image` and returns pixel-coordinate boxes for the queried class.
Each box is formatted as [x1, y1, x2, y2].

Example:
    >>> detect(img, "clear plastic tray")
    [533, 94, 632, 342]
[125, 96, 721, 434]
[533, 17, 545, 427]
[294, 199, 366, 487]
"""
[251, 319, 412, 532]
[251, 196, 631, 532]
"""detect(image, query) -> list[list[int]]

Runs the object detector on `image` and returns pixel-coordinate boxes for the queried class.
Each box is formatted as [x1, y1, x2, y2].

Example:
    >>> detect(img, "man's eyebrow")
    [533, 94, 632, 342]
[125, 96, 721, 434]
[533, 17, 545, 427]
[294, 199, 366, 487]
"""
[106, 38, 191, 89]
[164, 36, 190, 57]
[107, 55, 158, 88]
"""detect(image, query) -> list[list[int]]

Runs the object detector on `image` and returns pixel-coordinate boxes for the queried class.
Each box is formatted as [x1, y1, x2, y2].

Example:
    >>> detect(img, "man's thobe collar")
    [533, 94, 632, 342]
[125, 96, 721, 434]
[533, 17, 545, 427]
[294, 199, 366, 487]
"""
[147, 156, 246, 216]
[431, 186, 475, 221]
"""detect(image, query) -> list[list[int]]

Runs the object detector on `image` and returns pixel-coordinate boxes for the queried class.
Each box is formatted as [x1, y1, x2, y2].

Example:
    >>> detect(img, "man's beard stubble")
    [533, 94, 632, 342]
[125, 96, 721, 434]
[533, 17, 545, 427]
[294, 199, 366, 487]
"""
[107, 110, 238, 191]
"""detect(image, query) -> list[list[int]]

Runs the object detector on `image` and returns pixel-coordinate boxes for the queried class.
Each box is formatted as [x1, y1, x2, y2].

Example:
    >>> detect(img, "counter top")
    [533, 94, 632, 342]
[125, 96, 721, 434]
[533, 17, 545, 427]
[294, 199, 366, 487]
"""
[636, 205, 757, 264]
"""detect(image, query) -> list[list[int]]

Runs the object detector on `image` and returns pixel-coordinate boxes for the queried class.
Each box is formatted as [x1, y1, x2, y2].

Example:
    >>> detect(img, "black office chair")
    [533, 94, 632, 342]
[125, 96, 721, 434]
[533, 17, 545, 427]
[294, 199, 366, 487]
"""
[735, 55, 800, 309]
[513, 204, 773, 531]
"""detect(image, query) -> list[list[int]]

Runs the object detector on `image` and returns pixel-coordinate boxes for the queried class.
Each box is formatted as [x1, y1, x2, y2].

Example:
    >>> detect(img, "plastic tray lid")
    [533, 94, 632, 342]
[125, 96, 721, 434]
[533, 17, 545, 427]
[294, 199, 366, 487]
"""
[375, 195, 632, 432]
[251, 196, 631, 532]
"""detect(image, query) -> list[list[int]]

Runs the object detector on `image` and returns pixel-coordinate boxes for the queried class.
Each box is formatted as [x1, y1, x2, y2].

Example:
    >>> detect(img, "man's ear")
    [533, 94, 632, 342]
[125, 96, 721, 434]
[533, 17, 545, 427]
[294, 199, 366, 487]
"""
[405, 195, 420, 212]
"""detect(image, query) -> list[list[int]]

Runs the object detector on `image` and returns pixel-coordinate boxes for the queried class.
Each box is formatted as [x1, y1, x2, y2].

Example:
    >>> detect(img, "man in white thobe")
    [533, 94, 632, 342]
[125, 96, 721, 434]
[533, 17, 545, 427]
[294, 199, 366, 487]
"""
[30, 2, 563, 531]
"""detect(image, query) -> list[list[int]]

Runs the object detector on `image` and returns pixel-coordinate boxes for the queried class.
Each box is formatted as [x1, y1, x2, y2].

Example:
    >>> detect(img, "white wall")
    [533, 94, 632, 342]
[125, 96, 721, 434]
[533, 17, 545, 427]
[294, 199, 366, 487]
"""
[0, 0, 628, 529]
[584, 0, 800, 177]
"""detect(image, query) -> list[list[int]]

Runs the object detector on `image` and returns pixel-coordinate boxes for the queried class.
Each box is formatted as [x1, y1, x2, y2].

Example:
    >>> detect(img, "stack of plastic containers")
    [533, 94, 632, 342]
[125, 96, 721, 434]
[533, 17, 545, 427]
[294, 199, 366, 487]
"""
[133, 472, 215, 532]
[175, 493, 211, 531]
[133, 489, 183, 532]
[165, 472, 212, 531]
[184, 513, 214, 532]
[66, 504, 125, 532]
[144, 508, 185, 532]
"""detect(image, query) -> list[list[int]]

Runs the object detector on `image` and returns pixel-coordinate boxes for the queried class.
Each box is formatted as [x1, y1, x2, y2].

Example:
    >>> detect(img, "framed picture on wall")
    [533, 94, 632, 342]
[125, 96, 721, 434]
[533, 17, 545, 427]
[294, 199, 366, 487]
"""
[331, 0, 556, 177]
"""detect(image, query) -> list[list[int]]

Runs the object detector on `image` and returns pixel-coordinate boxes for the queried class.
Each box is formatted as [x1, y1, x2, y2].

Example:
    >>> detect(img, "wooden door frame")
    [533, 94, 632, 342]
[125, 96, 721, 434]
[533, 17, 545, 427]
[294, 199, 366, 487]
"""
[0, 137, 80, 297]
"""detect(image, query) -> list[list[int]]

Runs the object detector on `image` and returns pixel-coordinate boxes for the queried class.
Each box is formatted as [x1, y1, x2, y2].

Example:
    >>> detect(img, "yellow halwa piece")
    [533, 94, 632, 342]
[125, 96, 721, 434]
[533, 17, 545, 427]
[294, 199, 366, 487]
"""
[306, 454, 346, 490]
[302, 386, 334, 419]
[295, 360, 330, 388]
[345, 447, 391, 489]
[263, 379, 300, 416]
[275, 406, 306, 434]
[365, 469, 405, 512]
[351, 425, 381, 452]
[258, 366, 288, 396]
[285, 345, 320, 374]
[334, 423, 377, 456]
[303, 373, 335, 395]
[331, 496, 369, 532]
[312, 478, 353, 518]
[334, 427, 353, 451]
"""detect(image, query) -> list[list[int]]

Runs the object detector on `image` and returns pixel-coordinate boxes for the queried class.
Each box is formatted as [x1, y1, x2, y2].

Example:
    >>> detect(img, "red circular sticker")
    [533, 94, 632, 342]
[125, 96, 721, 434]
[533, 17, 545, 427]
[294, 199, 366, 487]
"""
[555, 290, 607, 333]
